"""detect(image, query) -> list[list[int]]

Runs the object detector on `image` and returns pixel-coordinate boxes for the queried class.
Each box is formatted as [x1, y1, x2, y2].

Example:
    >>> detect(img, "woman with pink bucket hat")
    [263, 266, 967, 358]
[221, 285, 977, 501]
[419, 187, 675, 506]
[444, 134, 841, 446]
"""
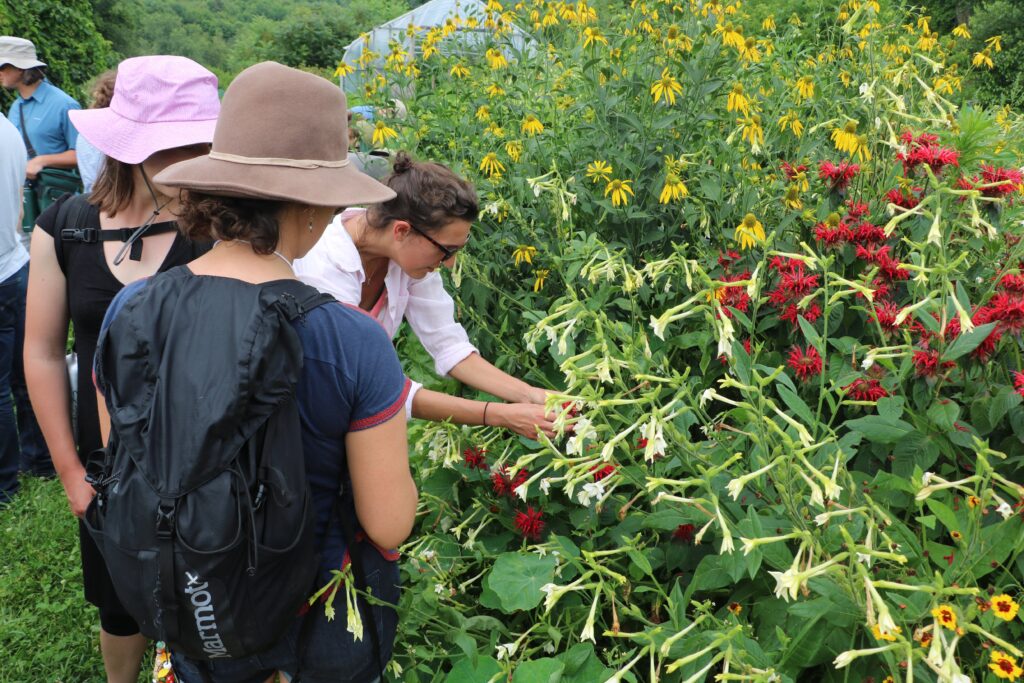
[23, 55, 219, 683]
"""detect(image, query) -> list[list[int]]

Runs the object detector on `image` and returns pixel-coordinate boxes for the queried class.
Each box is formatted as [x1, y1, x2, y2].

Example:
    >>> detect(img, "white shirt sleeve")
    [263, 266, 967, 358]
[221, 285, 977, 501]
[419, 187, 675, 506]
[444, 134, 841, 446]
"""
[294, 220, 364, 306]
[404, 272, 478, 376]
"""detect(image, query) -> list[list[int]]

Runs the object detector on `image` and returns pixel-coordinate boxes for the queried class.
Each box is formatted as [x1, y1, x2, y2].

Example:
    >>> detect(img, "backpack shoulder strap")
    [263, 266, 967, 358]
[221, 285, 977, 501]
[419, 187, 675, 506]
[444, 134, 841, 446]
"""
[53, 194, 95, 275]
[264, 280, 336, 321]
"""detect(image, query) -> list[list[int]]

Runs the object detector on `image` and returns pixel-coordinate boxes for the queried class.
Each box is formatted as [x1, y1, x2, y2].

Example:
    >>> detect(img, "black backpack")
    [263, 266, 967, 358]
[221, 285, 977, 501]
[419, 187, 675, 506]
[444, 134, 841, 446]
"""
[85, 266, 334, 660]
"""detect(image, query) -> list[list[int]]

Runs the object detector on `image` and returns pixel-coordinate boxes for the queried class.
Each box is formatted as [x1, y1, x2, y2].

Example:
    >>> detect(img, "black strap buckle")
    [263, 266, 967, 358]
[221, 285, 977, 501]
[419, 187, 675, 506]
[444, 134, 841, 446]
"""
[61, 227, 99, 244]
[156, 504, 176, 539]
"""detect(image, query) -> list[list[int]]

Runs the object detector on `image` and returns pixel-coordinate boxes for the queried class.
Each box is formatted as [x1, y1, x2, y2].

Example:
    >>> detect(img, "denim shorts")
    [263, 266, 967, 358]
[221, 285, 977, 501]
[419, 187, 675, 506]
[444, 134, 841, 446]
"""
[170, 558, 399, 683]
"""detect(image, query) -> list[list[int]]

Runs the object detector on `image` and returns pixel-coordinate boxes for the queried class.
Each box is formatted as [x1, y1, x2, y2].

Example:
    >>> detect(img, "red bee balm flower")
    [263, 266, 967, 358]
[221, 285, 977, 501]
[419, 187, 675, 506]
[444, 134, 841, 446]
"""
[871, 301, 903, 332]
[673, 523, 696, 544]
[514, 507, 546, 540]
[492, 466, 529, 497]
[913, 350, 955, 378]
[463, 447, 488, 469]
[591, 464, 616, 481]
[844, 378, 889, 401]
[787, 345, 823, 382]
[1014, 371, 1024, 398]
[818, 160, 860, 190]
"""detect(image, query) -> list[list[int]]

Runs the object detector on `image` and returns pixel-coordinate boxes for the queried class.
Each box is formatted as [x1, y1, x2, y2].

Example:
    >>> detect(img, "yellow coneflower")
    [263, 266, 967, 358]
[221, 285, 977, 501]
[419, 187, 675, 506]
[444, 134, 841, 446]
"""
[737, 36, 762, 63]
[777, 110, 804, 138]
[475, 105, 491, 121]
[372, 121, 398, 147]
[795, 76, 815, 100]
[838, 70, 852, 87]
[783, 186, 802, 210]
[486, 83, 506, 98]
[659, 173, 689, 204]
[740, 114, 765, 152]
[727, 83, 750, 115]
[952, 23, 970, 39]
[512, 245, 537, 266]
[973, 49, 994, 69]
[986, 35, 1003, 52]
[485, 122, 505, 138]
[521, 115, 544, 136]
[485, 48, 509, 69]
[449, 63, 470, 78]
[714, 22, 745, 50]
[357, 48, 379, 69]
[831, 120, 861, 154]
[479, 152, 505, 178]
[505, 140, 523, 162]
[650, 68, 683, 105]
[604, 178, 634, 207]
[333, 61, 354, 78]
[586, 160, 612, 183]
[762, 15, 776, 30]
[542, 11, 559, 27]
[735, 213, 765, 249]
[582, 26, 607, 47]
[533, 268, 549, 292]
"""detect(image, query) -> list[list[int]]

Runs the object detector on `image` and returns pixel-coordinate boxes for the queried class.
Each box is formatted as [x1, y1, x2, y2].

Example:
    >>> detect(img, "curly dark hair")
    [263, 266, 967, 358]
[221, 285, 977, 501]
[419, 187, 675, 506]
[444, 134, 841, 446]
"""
[365, 151, 478, 233]
[176, 192, 285, 254]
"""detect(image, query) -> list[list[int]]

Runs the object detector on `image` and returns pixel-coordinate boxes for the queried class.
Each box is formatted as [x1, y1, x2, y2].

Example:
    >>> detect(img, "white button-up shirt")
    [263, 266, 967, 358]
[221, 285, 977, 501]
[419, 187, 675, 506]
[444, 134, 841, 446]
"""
[294, 208, 478, 415]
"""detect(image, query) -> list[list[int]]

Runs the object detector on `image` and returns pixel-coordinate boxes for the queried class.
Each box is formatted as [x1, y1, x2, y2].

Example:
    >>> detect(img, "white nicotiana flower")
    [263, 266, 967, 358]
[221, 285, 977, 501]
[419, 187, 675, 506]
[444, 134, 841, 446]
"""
[996, 501, 1013, 519]
[434, 583, 445, 594]
[495, 643, 517, 661]
[513, 483, 528, 501]
[540, 478, 552, 495]
[579, 590, 600, 643]
[577, 481, 605, 507]
[857, 552, 872, 564]
[543, 641, 556, 654]
[420, 549, 436, 562]
[700, 388, 715, 408]
[641, 415, 667, 461]
[769, 568, 802, 602]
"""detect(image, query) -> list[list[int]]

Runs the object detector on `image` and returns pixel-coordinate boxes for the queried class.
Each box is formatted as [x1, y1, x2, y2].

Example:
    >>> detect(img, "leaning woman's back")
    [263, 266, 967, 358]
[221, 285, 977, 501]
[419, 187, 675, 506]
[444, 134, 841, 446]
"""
[96, 62, 418, 683]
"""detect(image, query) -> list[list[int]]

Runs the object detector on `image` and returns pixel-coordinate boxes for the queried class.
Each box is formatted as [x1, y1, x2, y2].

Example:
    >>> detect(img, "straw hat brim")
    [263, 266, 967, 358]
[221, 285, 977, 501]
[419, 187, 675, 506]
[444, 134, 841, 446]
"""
[153, 154, 397, 208]
[70, 108, 217, 165]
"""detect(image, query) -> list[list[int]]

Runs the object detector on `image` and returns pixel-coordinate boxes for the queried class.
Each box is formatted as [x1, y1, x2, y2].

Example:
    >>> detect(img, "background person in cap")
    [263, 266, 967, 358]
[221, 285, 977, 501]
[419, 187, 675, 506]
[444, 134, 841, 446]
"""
[129, 60, 416, 683]
[0, 104, 50, 506]
[0, 36, 80, 180]
[23, 55, 219, 683]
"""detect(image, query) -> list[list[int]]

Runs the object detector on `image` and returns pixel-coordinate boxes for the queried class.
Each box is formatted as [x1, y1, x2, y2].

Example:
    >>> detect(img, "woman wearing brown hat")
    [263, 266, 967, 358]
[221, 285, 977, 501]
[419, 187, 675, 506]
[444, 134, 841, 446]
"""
[102, 61, 417, 683]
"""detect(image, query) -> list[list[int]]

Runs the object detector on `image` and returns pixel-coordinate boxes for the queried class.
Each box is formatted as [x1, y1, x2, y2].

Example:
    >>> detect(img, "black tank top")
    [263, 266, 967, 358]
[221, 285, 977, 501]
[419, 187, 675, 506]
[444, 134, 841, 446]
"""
[37, 194, 211, 461]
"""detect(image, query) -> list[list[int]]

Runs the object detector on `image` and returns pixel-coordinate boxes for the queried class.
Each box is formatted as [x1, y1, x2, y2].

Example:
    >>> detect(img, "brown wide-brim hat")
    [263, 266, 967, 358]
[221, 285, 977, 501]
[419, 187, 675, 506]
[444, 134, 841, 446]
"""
[154, 61, 396, 207]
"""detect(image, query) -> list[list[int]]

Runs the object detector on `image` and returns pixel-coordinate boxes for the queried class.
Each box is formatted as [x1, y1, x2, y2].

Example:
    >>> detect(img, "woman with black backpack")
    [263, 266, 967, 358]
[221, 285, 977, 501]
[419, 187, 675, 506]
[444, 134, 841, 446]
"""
[93, 61, 418, 683]
[24, 55, 220, 683]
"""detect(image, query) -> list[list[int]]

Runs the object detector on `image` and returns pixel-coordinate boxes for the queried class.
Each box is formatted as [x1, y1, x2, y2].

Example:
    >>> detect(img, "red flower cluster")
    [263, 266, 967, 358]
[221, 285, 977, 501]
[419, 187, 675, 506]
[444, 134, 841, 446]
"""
[897, 131, 959, 175]
[963, 275, 1024, 360]
[912, 349, 955, 379]
[818, 160, 860, 191]
[843, 378, 889, 401]
[492, 466, 529, 497]
[591, 464, 616, 481]
[1011, 371, 1024, 398]
[463, 446, 488, 469]
[514, 506, 546, 540]
[766, 257, 821, 327]
[957, 165, 1024, 200]
[886, 186, 923, 209]
[672, 523, 696, 544]
[781, 161, 808, 181]
[870, 300, 904, 333]
[786, 345, 822, 382]
[719, 272, 752, 318]
[812, 202, 886, 252]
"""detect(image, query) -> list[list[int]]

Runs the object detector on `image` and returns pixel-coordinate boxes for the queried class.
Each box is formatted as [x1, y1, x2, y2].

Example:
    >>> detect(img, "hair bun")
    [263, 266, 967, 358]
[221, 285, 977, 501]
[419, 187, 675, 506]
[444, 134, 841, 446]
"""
[391, 151, 414, 175]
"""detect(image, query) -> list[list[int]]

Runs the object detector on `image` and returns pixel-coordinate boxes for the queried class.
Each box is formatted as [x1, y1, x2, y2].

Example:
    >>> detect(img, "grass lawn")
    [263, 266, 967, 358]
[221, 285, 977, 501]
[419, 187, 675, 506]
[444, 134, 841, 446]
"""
[0, 476, 151, 683]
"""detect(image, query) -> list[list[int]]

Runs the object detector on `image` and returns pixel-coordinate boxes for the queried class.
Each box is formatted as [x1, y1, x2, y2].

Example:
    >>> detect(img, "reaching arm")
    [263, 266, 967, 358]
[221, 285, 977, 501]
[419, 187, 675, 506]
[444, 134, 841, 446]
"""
[447, 352, 550, 404]
[26, 150, 78, 179]
[346, 411, 417, 549]
[411, 387, 556, 439]
[24, 227, 94, 517]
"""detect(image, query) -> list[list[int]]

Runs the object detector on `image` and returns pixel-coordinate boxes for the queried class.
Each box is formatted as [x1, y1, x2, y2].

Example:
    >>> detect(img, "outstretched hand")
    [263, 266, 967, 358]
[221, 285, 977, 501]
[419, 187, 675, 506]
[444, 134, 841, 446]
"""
[492, 402, 557, 440]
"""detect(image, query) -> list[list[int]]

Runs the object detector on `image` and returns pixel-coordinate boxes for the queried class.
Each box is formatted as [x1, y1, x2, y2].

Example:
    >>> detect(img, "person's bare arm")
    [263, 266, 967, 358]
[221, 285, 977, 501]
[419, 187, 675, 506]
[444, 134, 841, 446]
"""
[26, 150, 78, 178]
[411, 387, 556, 439]
[447, 352, 549, 404]
[346, 412, 417, 549]
[24, 228, 94, 517]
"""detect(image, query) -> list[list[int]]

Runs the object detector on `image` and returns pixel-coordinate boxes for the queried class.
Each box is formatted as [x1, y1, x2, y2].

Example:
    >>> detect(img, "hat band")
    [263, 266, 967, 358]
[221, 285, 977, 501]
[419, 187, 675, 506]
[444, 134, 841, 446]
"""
[208, 151, 350, 169]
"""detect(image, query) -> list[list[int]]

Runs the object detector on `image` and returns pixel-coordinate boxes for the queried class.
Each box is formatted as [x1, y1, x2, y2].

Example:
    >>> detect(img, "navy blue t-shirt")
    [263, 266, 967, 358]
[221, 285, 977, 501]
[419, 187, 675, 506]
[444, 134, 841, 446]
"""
[99, 277, 410, 573]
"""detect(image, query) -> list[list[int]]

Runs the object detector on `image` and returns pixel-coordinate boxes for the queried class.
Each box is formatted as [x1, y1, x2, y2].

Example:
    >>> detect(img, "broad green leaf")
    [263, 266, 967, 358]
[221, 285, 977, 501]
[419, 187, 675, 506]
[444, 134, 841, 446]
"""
[512, 658, 564, 683]
[892, 433, 940, 478]
[925, 499, 960, 534]
[448, 656, 503, 683]
[776, 383, 815, 426]
[989, 386, 1022, 426]
[560, 644, 615, 683]
[942, 322, 997, 361]
[797, 315, 822, 352]
[927, 399, 960, 431]
[484, 553, 558, 613]
[845, 416, 914, 444]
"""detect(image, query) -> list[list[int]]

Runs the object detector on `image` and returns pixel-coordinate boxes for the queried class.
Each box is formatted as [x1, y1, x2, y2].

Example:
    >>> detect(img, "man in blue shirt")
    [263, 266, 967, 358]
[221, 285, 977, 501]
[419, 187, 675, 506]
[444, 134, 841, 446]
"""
[0, 36, 80, 180]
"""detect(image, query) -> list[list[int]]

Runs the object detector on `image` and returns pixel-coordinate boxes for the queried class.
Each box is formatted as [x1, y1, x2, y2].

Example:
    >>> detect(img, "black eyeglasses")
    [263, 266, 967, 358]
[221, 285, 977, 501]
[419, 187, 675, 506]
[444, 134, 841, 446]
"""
[409, 224, 467, 261]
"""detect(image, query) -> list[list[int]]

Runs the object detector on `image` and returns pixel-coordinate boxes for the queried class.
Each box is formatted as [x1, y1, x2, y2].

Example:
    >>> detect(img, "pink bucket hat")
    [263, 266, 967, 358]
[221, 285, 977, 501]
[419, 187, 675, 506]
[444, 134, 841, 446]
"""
[69, 55, 219, 164]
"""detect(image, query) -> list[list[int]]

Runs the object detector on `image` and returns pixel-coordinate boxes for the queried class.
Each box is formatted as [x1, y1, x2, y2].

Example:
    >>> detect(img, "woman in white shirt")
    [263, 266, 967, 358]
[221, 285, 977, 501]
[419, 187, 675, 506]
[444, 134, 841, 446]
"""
[295, 152, 555, 439]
